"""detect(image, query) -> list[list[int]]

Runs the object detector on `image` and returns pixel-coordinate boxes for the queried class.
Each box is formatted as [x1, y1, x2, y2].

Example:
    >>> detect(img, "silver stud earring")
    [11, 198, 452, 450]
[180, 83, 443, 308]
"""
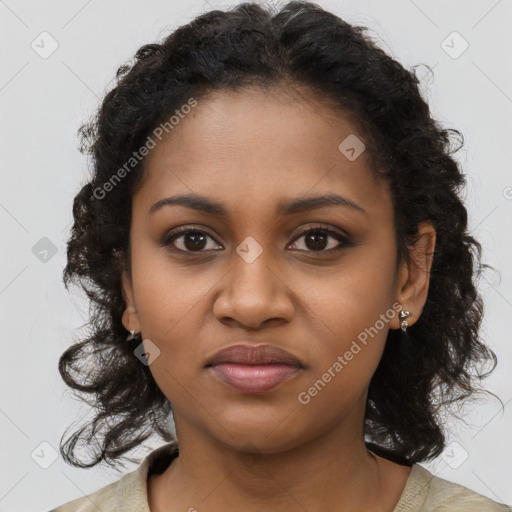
[399, 310, 410, 334]
[126, 329, 141, 341]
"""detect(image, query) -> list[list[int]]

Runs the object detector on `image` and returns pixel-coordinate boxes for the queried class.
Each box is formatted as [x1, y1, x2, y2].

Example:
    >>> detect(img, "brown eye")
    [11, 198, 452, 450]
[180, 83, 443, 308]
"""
[162, 228, 222, 252]
[289, 227, 350, 252]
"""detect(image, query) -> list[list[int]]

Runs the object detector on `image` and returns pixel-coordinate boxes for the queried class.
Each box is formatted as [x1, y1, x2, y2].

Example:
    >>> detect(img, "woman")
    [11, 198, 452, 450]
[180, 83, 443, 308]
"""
[50, 1, 511, 510]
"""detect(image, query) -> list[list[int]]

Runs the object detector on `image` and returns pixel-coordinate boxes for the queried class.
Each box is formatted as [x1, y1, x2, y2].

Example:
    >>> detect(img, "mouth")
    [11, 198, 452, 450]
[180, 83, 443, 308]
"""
[208, 363, 301, 393]
[205, 343, 303, 393]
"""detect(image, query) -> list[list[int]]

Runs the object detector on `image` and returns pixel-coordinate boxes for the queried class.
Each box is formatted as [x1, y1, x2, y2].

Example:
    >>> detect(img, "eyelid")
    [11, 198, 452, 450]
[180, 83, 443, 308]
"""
[290, 224, 350, 243]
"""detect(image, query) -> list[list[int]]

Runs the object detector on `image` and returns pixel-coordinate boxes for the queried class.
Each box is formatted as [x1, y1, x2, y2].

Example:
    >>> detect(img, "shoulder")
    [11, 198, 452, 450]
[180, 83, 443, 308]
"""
[424, 467, 511, 512]
[397, 463, 512, 512]
[48, 441, 179, 512]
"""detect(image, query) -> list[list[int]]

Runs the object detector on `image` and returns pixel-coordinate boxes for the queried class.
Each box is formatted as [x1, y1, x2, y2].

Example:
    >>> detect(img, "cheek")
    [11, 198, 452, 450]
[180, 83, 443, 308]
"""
[130, 241, 209, 335]
[128, 246, 217, 394]
[305, 249, 396, 339]
[306, 287, 390, 386]
[299, 249, 397, 393]
[131, 257, 207, 407]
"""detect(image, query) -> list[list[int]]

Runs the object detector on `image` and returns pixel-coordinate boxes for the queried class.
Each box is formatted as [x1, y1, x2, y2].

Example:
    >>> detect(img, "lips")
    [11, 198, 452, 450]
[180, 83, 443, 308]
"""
[205, 344, 303, 393]
[205, 343, 302, 367]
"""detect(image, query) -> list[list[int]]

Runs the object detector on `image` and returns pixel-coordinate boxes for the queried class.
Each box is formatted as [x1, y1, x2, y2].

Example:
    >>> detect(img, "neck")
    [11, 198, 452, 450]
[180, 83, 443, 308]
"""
[150, 408, 406, 512]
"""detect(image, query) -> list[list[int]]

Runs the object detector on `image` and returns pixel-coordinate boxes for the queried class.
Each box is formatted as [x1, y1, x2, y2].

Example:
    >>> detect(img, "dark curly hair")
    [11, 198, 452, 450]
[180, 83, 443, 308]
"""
[59, 0, 503, 470]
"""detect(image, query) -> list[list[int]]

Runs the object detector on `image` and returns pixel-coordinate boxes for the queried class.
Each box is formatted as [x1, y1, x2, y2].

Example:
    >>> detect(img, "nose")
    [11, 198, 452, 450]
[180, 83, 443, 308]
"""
[212, 246, 295, 329]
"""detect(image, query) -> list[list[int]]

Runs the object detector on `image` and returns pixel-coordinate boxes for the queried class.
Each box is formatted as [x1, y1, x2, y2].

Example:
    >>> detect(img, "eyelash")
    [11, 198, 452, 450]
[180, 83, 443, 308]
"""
[161, 225, 351, 254]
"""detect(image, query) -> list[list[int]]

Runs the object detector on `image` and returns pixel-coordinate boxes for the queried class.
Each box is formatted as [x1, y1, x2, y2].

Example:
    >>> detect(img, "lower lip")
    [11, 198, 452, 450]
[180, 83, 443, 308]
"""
[208, 363, 301, 393]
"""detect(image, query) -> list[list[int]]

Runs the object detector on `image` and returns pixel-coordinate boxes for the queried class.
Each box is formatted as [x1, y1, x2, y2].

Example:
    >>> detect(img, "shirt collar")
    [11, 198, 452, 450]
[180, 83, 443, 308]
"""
[115, 441, 179, 512]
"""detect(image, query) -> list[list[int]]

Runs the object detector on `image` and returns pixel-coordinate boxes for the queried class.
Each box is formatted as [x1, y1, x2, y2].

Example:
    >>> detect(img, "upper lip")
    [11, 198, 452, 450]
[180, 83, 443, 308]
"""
[205, 343, 303, 367]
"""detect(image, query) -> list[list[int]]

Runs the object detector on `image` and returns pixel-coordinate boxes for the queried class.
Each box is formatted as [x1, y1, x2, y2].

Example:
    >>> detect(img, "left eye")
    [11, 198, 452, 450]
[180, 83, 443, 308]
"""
[289, 227, 348, 252]
[162, 227, 349, 253]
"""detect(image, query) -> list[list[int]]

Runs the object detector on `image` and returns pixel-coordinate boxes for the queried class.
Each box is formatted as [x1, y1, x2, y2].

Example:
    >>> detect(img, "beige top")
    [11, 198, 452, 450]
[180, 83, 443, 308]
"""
[49, 442, 511, 511]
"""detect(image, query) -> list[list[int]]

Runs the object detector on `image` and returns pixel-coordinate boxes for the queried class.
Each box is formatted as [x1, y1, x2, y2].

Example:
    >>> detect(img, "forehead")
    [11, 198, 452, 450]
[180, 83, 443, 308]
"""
[135, 85, 391, 221]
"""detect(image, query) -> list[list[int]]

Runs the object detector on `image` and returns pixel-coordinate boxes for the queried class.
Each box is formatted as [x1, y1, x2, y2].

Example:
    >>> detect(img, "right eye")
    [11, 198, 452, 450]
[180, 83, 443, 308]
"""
[161, 227, 223, 253]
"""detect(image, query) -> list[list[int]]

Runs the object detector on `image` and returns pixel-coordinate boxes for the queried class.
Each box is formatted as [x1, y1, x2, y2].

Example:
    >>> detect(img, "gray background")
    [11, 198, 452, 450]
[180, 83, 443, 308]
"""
[1, 0, 511, 510]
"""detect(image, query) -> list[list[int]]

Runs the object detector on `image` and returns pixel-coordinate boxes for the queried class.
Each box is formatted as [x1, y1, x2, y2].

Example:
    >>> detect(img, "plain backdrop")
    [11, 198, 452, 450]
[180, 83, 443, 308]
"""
[1, 1, 511, 510]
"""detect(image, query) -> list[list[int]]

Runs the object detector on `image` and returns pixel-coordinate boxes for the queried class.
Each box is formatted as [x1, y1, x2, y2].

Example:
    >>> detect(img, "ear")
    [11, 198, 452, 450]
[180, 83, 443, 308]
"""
[389, 221, 436, 330]
[118, 254, 141, 333]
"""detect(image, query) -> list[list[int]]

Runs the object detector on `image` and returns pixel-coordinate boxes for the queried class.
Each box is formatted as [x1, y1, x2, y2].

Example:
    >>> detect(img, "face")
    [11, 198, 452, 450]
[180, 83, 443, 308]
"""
[121, 85, 413, 453]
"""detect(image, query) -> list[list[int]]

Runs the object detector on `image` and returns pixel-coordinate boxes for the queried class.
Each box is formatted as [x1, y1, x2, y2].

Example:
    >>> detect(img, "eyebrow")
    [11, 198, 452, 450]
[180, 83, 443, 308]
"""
[149, 193, 367, 217]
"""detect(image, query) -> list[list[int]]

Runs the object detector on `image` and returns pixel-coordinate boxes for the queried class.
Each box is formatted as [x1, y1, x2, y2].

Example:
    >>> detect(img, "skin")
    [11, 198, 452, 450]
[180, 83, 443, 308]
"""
[121, 84, 436, 512]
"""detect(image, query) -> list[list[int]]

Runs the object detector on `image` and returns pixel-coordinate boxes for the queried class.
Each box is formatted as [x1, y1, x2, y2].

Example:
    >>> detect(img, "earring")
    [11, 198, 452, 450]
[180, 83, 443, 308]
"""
[399, 310, 410, 334]
[126, 329, 141, 341]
